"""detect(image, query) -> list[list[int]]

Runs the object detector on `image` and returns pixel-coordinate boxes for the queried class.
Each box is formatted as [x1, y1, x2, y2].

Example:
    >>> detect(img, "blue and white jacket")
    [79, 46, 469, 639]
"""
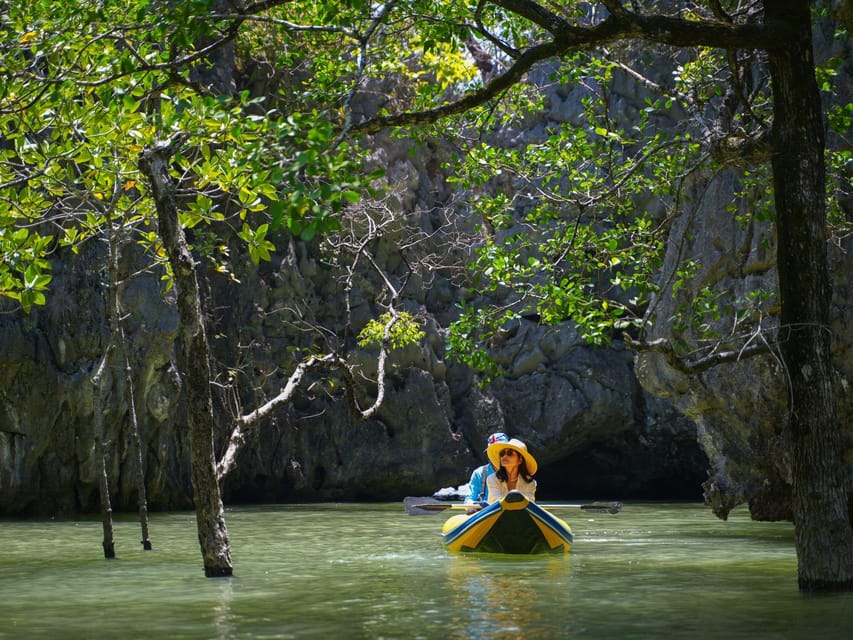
[464, 464, 495, 505]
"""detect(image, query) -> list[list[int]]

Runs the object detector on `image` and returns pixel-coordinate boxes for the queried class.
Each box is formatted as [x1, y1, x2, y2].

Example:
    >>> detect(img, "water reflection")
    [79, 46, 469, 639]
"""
[445, 555, 572, 639]
[211, 577, 235, 639]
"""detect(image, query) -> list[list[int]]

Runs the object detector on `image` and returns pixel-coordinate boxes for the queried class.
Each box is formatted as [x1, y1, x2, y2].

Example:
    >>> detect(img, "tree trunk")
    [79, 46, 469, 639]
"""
[92, 349, 116, 559]
[765, 1, 853, 591]
[139, 137, 233, 577]
[123, 345, 153, 550]
[92, 213, 124, 560]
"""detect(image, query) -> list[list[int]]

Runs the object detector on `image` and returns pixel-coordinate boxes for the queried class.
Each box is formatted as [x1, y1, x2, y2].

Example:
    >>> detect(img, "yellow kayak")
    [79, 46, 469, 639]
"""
[441, 491, 573, 554]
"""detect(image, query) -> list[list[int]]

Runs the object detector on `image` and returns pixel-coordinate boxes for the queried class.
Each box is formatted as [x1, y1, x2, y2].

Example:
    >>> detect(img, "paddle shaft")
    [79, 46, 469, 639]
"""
[403, 497, 622, 515]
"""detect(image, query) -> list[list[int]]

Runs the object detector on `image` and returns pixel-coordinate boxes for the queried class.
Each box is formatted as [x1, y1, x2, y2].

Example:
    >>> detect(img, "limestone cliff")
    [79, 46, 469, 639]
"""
[0, 137, 704, 514]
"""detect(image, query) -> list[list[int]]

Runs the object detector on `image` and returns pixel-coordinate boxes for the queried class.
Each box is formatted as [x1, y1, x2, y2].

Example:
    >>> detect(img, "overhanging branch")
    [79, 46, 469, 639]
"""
[350, 38, 563, 135]
[350, 2, 781, 136]
[623, 333, 772, 374]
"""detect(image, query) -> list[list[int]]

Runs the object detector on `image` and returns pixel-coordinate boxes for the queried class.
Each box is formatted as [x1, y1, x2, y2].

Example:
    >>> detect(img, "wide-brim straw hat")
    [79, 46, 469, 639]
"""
[487, 438, 538, 476]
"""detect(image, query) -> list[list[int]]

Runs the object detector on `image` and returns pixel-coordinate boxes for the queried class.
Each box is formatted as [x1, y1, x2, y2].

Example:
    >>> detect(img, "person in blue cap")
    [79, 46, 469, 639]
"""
[463, 432, 509, 511]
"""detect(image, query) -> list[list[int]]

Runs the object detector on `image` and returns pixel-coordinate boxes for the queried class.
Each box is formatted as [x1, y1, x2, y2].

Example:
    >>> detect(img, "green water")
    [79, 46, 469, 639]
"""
[1, 502, 851, 639]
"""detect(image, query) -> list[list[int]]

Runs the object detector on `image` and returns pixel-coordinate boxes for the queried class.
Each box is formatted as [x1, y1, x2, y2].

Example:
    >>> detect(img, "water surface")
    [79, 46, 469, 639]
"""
[1, 502, 850, 639]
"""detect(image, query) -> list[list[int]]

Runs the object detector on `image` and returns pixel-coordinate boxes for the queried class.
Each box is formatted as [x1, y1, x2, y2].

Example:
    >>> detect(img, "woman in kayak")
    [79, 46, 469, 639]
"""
[485, 438, 538, 503]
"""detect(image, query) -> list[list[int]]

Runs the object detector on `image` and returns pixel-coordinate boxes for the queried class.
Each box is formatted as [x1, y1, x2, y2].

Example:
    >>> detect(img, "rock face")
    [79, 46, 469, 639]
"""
[636, 168, 853, 520]
[634, 24, 853, 520]
[0, 132, 706, 515]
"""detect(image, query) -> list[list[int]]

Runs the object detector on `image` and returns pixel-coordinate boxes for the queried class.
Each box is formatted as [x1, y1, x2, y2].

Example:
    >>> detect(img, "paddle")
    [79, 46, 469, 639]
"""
[403, 496, 623, 515]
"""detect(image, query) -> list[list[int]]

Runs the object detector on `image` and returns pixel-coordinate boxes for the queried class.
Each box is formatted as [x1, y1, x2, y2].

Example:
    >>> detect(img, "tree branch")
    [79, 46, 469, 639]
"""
[350, 38, 563, 135]
[350, 3, 781, 136]
[623, 333, 772, 374]
[216, 310, 401, 480]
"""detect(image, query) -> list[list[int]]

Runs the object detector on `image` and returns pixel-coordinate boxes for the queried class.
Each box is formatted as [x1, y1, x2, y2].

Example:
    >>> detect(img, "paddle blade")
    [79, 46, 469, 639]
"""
[403, 496, 453, 515]
[579, 501, 623, 514]
[403, 497, 484, 515]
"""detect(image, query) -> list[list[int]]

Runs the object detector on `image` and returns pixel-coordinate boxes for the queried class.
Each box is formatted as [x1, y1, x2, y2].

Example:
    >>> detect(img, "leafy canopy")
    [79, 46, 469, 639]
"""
[2, 1, 848, 368]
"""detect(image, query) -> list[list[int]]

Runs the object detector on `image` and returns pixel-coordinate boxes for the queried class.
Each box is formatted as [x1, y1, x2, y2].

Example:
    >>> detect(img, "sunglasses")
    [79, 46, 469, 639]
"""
[499, 449, 518, 458]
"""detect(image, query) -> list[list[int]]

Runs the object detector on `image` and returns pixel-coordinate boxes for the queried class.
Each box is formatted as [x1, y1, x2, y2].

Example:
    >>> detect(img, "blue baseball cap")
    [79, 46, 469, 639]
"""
[484, 432, 509, 453]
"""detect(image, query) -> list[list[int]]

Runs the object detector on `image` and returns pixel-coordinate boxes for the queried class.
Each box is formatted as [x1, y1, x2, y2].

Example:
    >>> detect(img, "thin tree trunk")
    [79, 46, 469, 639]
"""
[92, 207, 125, 560]
[105, 203, 153, 550]
[765, 1, 853, 591]
[122, 343, 153, 550]
[92, 350, 116, 559]
[139, 136, 233, 577]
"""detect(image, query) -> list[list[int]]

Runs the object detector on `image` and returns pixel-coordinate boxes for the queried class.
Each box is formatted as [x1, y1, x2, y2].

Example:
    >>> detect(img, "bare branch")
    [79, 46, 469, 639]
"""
[216, 352, 335, 481]
[216, 192, 435, 479]
[623, 333, 772, 374]
[216, 310, 402, 480]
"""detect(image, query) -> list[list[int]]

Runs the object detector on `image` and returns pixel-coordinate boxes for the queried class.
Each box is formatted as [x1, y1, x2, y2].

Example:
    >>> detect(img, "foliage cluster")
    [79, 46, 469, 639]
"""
[357, 311, 425, 350]
[436, 25, 848, 377]
[0, 1, 378, 314]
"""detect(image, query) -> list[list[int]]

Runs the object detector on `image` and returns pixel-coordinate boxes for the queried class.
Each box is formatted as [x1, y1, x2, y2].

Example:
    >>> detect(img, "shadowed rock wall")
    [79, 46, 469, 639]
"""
[0, 134, 705, 514]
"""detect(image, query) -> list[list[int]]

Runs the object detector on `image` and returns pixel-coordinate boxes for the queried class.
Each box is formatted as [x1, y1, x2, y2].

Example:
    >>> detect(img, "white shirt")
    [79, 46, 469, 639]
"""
[486, 474, 537, 504]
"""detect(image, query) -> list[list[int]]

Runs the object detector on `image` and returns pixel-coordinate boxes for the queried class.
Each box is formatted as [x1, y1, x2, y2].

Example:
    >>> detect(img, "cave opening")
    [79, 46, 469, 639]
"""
[535, 440, 709, 502]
